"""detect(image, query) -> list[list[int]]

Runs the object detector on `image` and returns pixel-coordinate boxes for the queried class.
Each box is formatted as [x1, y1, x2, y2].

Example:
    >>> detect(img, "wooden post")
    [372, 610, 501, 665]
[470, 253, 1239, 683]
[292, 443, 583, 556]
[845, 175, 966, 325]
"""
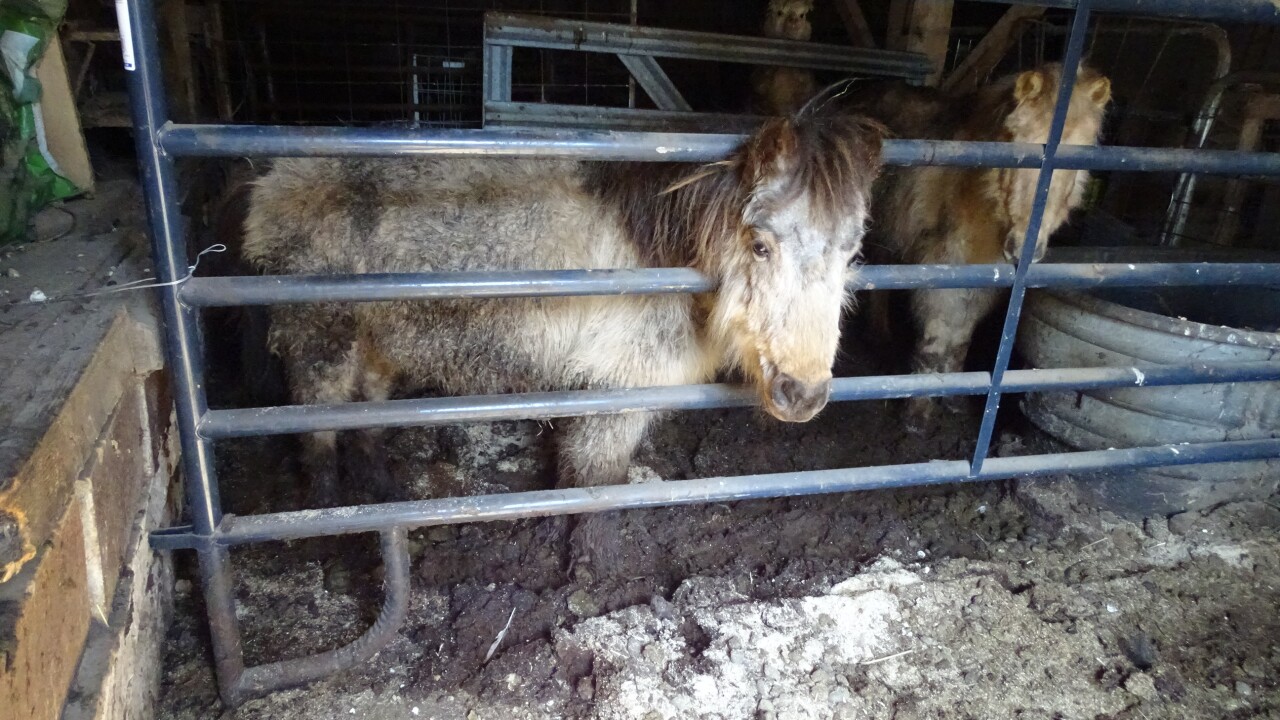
[207, 0, 235, 121]
[941, 6, 1044, 94]
[834, 0, 877, 48]
[159, 0, 197, 122]
[887, 0, 954, 86]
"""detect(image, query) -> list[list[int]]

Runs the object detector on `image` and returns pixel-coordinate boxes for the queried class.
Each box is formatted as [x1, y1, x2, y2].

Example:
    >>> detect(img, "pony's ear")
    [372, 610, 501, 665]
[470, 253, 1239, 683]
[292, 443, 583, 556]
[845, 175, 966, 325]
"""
[1087, 75, 1112, 108]
[1014, 69, 1047, 104]
[742, 119, 799, 184]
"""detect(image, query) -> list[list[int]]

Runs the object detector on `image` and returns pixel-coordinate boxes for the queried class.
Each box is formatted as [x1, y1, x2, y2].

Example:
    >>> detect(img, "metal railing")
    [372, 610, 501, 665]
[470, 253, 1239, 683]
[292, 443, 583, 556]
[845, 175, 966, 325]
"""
[479, 11, 933, 130]
[118, 0, 1280, 707]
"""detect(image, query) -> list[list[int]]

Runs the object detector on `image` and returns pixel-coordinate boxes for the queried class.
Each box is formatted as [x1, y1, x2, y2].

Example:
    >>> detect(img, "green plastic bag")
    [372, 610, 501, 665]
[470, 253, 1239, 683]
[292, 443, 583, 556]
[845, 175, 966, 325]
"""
[1, 0, 78, 244]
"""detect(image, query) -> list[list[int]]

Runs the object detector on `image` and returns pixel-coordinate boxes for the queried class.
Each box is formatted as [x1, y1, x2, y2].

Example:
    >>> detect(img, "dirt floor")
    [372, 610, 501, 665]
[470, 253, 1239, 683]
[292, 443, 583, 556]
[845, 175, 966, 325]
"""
[156, 341, 1280, 719]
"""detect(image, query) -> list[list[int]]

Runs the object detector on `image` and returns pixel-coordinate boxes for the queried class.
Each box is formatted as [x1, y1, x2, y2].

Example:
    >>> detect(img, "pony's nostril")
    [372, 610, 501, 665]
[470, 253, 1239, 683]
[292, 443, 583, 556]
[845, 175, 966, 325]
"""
[771, 375, 831, 418]
[1003, 236, 1019, 261]
[771, 373, 802, 410]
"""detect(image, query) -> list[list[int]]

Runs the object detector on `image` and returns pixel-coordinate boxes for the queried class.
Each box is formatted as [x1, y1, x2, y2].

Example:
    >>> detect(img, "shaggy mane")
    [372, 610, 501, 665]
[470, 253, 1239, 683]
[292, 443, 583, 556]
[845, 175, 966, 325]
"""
[584, 115, 884, 270]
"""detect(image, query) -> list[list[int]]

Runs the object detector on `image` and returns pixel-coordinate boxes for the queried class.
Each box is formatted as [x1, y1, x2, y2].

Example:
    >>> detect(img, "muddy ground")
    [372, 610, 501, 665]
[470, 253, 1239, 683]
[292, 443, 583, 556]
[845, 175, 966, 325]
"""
[157, 335, 1280, 719]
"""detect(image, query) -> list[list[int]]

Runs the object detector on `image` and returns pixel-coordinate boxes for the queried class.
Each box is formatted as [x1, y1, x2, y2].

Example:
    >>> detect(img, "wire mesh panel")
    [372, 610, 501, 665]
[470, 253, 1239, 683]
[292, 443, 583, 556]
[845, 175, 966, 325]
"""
[212, 0, 632, 126]
[410, 55, 477, 127]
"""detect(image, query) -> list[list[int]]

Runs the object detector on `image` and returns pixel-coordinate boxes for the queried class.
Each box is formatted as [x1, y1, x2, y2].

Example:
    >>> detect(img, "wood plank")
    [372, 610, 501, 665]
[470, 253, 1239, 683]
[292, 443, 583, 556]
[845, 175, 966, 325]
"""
[942, 6, 1044, 94]
[834, 0, 877, 48]
[887, 0, 954, 86]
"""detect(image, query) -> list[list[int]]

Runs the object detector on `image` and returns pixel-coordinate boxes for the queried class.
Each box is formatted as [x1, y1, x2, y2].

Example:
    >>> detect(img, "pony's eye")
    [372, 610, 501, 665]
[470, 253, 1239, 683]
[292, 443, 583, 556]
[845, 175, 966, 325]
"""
[752, 241, 771, 260]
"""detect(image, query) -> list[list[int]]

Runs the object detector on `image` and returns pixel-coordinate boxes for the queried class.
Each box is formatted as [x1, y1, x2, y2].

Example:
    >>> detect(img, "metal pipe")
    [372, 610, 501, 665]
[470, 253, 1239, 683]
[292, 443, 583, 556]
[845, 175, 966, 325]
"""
[179, 262, 1280, 307]
[197, 545, 246, 705]
[1050, 145, 1280, 175]
[122, 0, 222, 540]
[197, 361, 1280, 439]
[122, 0, 243, 705]
[233, 528, 410, 703]
[181, 268, 714, 306]
[1160, 72, 1280, 246]
[155, 123, 1041, 166]
[148, 437, 1280, 550]
[977, 0, 1280, 24]
[484, 12, 932, 77]
[971, 1, 1093, 475]
[154, 123, 1280, 175]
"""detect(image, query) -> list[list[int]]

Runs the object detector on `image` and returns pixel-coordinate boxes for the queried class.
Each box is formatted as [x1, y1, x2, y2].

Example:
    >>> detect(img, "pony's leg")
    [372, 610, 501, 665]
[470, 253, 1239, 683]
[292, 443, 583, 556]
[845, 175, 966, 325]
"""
[904, 288, 999, 434]
[558, 412, 655, 575]
[558, 412, 654, 488]
[348, 339, 399, 501]
[275, 305, 360, 507]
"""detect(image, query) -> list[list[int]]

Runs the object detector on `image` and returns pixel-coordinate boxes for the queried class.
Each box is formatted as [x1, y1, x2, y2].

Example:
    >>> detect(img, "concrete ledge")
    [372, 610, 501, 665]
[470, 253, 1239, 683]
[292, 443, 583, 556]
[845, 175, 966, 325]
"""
[0, 219, 181, 719]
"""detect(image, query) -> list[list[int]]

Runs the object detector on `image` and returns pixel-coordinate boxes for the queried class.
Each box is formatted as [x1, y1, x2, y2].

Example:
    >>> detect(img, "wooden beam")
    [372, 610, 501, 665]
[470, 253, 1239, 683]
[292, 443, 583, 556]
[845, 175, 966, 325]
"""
[886, 0, 953, 86]
[66, 30, 120, 43]
[834, 0, 876, 48]
[941, 6, 1044, 94]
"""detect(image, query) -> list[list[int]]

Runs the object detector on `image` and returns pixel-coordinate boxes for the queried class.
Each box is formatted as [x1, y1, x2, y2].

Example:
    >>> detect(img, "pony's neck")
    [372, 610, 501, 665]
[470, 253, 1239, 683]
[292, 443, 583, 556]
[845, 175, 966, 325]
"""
[584, 162, 740, 274]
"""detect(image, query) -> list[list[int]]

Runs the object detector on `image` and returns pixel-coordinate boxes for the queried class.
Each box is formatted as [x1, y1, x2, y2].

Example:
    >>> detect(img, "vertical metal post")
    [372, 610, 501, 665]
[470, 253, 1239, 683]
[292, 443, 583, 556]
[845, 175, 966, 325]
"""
[969, 0, 1093, 474]
[119, 0, 246, 702]
[484, 44, 513, 103]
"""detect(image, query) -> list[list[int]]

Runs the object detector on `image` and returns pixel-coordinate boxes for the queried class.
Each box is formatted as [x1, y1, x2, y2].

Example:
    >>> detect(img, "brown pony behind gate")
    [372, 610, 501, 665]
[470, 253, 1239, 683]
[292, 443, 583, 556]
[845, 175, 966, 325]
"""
[243, 114, 883, 511]
[842, 62, 1112, 432]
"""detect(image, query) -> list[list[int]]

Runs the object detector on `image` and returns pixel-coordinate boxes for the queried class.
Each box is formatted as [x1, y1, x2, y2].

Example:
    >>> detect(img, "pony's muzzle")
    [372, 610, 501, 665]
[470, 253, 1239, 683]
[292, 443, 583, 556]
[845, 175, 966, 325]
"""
[1003, 233, 1048, 263]
[768, 373, 831, 422]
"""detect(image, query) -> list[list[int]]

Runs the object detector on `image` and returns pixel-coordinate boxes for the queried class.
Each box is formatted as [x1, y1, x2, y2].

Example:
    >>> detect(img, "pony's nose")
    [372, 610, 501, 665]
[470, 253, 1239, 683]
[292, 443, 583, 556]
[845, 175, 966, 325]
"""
[769, 374, 831, 422]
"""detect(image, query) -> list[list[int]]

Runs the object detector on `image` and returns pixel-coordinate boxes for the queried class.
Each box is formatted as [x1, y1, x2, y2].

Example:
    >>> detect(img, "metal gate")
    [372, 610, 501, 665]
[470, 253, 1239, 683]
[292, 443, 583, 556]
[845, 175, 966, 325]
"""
[118, 0, 1280, 706]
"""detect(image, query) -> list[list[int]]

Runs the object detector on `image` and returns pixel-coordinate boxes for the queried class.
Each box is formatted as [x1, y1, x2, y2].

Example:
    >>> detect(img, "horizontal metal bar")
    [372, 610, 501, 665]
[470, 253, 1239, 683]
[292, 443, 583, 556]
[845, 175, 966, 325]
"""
[157, 124, 1043, 166]
[483, 101, 766, 133]
[865, 262, 1280, 291]
[198, 361, 1280, 439]
[976, 0, 1280, 23]
[1025, 262, 1280, 288]
[1054, 145, 1280, 174]
[149, 437, 1280, 549]
[484, 12, 932, 77]
[156, 124, 1280, 176]
[181, 269, 714, 306]
[156, 122, 744, 162]
[180, 263, 1280, 307]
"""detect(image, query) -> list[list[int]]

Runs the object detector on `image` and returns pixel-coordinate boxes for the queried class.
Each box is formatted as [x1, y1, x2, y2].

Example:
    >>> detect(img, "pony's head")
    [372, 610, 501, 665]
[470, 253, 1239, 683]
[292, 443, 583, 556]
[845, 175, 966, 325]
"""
[679, 116, 883, 422]
[763, 0, 814, 40]
[990, 63, 1112, 262]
